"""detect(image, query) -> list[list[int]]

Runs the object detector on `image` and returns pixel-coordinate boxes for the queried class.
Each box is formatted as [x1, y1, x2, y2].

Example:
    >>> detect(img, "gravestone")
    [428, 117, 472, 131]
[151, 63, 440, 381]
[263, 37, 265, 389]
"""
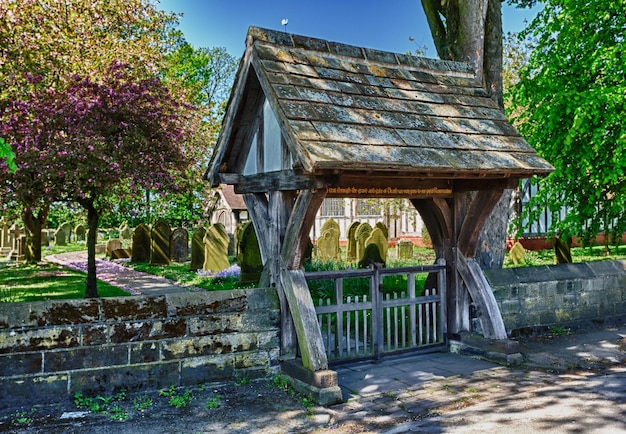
[8, 224, 21, 252]
[150, 220, 171, 265]
[354, 222, 373, 262]
[55, 222, 72, 246]
[346, 221, 360, 261]
[119, 222, 133, 240]
[397, 239, 414, 260]
[40, 230, 50, 247]
[509, 241, 526, 265]
[74, 224, 86, 241]
[554, 235, 572, 264]
[317, 218, 340, 260]
[106, 239, 123, 257]
[203, 223, 230, 273]
[237, 222, 263, 284]
[317, 227, 340, 260]
[0, 218, 10, 256]
[358, 243, 385, 268]
[170, 227, 189, 262]
[375, 222, 389, 239]
[228, 233, 237, 257]
[131, 223, 150, 262]
[365, 227, 388, 262]
[111, 248, 131, 259]
[190, 227, 206, 271]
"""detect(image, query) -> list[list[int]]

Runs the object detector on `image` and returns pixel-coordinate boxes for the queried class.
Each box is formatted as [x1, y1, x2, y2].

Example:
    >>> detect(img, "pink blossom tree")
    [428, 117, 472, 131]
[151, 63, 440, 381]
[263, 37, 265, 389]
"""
[1, 63, 192, 297]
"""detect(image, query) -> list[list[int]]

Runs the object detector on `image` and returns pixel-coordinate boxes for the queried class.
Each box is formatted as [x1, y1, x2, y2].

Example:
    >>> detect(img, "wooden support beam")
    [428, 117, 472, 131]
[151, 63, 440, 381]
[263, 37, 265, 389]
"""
[456, 253, 508, 339]
[279, 267, 329, 371]
[276, 189, 327, 366]
[410, 198, 452, 259]
[282, 189, 327, 269]
[234, 170, 327, 194]
[269, 190, 297, 357]
[457, 189, 504, 257]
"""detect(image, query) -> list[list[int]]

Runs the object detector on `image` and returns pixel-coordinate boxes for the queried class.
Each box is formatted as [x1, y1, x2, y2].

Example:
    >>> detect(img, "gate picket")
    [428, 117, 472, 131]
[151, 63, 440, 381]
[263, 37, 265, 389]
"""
[307, 261, 447, 362]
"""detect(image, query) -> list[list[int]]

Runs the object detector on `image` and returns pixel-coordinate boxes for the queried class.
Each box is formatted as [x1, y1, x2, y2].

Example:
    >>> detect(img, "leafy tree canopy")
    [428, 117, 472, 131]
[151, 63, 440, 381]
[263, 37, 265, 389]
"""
[0, 137, 16, 173]
[509, 0, 626, 246]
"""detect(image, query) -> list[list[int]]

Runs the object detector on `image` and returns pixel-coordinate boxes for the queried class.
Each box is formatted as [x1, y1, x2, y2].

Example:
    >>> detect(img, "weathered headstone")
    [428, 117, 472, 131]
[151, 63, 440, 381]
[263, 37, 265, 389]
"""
[375, 222, 389, 239]
[397, 239, 414, 260]
[170, 227, 189, 263]
[40, 230, 50, 247]
[131, 223, 151, 262]
[74, 224, 86, 242]
[203, 223, 230, 273]
[554, 235, 572, 264]
[111, 248, 131, 259]
[358, 243, 385, 268]
[227, 233, 236, 257]
[237, 222, 263, 284]
[317, 227, 340, 261]
[0, 218, 10, 256]
[190, 227, 206, 271]
[354, 222, 373, 261]
[55, 222, 72, 246]
[346, 221, 360, 261]
[119, 222, 133, 240]
[509, 241, 526, 265]
[317, 218, 341, 260]
[365, 227, 388, 262]
[106, 239, 123, 257]
[150, 220, 171, 265]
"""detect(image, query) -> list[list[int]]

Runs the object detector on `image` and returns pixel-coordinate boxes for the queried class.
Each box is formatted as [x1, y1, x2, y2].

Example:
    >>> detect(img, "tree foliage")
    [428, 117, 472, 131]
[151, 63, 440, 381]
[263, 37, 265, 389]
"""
[510, 0, 626, 248]
[0, 137, 16, 173]
[1, 63, 192, 296]
[421, 0, 511, 269]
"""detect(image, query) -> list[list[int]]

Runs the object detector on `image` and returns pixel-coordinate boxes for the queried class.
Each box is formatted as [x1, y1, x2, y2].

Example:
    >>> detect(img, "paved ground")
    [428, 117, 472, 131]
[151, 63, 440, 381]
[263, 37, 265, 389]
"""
[5, 252, 623, 433]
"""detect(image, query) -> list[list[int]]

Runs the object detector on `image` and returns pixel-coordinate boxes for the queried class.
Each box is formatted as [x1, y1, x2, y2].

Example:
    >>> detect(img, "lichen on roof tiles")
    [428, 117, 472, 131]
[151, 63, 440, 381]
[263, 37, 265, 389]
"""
[207, 26, 554, 185]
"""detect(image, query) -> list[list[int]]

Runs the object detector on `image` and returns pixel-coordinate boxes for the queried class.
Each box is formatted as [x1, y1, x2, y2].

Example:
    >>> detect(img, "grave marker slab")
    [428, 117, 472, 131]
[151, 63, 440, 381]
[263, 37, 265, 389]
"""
[150, 220, 171, 265]
[131, 224, 150, 263]
[190, 227, 206, 271]
[203, 223, 230, 273]
[170, 227, 189, 262]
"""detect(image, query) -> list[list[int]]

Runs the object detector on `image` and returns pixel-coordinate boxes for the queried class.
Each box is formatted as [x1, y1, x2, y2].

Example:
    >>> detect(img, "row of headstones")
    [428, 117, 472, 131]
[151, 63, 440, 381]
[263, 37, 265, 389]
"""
[111, 221, 259, 281]
[316, 218, 395, 266]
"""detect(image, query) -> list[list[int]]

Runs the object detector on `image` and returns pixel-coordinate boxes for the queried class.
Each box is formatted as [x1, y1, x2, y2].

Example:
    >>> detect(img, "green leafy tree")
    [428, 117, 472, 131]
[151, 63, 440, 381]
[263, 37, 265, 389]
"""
[151, 43, 237, 227]
[2, 64, 192, 297]
[510, 0, 626, 251]
[0, 0, 181, 261]
[0, 137, 16, 173]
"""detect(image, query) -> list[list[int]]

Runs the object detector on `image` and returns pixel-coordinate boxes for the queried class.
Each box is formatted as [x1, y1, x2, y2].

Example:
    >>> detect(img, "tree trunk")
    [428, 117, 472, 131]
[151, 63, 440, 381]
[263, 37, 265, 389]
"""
[421, 0, 510, 270]
[21, 205, 49, 262]
[82, 199, 99, 298]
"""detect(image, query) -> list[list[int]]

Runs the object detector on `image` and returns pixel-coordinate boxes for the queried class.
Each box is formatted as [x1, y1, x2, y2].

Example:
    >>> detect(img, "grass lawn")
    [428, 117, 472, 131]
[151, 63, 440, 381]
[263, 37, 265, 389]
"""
[0, 262, 131, 303]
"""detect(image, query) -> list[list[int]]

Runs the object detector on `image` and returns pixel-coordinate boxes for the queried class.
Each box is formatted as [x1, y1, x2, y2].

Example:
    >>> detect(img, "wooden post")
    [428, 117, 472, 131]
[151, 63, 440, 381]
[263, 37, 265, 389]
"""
[278, 189, 328, 370]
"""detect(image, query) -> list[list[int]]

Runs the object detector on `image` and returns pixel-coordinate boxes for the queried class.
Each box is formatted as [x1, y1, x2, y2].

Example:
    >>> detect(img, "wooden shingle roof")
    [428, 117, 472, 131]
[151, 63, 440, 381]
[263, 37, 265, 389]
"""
[207, 26, 553, 190]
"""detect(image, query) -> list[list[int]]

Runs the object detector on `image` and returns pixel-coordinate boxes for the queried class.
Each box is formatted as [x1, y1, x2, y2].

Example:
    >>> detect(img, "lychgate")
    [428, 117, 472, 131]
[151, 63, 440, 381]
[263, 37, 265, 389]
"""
[205, 26, 553, 404]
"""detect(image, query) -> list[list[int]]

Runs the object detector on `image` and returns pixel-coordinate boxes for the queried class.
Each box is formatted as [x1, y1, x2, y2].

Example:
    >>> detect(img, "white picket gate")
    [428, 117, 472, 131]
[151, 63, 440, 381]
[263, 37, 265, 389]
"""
[306, 259, 447, 363]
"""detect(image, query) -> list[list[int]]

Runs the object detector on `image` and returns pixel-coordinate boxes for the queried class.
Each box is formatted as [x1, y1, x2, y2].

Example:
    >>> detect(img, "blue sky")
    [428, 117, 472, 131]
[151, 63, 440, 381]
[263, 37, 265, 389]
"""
[159, 0, 541, 58]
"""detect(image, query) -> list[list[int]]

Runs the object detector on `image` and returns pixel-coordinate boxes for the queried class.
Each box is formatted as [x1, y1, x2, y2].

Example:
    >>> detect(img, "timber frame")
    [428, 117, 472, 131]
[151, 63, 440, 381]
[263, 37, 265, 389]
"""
[205, 27, 553, 383]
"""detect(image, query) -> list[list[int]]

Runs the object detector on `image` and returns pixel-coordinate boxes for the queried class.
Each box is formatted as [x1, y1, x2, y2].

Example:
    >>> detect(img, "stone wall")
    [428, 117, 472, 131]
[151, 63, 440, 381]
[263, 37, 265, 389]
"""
[485, 260, 626, 335]
[0, 288, 280, 410]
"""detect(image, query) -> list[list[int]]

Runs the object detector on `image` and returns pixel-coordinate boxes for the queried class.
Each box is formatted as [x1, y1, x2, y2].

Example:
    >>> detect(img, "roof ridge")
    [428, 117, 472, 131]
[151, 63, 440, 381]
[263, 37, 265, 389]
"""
[246, 26, 474, 77]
